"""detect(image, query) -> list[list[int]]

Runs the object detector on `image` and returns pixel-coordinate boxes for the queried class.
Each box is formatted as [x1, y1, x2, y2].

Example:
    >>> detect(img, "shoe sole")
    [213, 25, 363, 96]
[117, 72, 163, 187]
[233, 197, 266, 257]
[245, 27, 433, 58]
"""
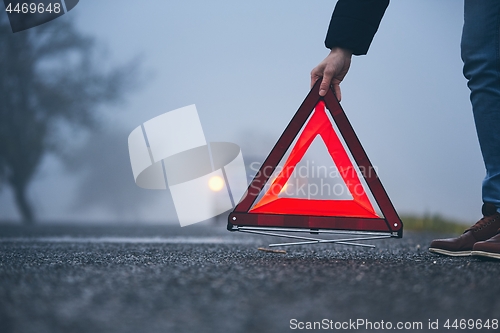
[471, 250, 500, 260]
[428, 248, 471, 256]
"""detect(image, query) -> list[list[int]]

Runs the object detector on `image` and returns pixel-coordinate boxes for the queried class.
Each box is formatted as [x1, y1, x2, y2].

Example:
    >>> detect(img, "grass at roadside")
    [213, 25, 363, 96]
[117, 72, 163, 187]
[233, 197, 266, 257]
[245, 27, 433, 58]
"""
[400, 214, 466, 234]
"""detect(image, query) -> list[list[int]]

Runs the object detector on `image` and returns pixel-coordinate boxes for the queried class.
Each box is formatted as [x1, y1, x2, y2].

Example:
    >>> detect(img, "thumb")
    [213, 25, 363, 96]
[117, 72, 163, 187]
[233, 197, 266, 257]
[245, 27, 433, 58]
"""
[333, 83, 342, 102]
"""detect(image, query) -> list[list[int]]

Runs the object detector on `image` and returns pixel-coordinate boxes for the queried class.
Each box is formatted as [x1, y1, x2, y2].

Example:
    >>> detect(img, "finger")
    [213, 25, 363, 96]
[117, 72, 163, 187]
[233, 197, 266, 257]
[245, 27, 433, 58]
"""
[319, 73, 332, 96]
[333, 84, 342, 102]
[310, 70, 321, 89]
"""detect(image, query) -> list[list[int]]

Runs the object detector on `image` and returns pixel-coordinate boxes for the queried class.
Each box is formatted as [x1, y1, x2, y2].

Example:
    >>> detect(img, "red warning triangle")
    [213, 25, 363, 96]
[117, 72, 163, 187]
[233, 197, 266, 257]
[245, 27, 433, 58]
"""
[250, 101, 378, 219]
[229, 81, 402, 236]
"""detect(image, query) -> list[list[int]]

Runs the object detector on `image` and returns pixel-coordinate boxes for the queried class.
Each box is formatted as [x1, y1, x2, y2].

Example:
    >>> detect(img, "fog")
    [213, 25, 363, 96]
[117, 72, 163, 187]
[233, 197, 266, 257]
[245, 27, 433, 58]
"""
[0, 0, 483, 224]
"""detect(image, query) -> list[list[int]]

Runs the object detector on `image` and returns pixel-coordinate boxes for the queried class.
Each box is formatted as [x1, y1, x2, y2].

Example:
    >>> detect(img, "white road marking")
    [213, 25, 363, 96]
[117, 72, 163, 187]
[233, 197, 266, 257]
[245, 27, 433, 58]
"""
[0, 236, 254, 244]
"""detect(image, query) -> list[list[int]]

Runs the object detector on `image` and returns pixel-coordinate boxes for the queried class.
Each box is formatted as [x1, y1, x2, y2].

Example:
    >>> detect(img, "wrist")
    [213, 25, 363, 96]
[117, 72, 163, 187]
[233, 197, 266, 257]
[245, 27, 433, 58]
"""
[329, 47, 353, 58]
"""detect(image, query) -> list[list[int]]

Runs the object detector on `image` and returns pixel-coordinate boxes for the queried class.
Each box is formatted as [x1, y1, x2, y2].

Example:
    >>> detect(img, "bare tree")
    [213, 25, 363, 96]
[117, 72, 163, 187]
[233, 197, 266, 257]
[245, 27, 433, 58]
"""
[0, 14, 136, 224]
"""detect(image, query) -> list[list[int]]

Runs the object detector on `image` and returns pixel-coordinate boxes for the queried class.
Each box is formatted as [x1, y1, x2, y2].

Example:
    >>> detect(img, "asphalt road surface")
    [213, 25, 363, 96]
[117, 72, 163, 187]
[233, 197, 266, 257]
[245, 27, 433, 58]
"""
[1, 224, 500, 333]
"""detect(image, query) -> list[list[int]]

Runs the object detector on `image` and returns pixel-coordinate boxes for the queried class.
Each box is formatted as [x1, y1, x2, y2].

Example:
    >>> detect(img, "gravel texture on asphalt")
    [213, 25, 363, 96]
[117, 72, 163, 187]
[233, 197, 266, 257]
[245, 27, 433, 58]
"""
[0, 224, 499, 333]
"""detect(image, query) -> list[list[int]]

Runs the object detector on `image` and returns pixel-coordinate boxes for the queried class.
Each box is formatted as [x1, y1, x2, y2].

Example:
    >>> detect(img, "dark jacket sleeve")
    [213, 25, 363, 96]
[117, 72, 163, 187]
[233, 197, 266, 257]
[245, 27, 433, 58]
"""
[325, 0, 389, 55]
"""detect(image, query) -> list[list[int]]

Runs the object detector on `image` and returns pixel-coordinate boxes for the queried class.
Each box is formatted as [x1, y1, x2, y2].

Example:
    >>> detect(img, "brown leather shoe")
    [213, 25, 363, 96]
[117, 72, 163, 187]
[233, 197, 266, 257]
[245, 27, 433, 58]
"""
[429, 203, 500, 256]
[472, 231, 500, 260]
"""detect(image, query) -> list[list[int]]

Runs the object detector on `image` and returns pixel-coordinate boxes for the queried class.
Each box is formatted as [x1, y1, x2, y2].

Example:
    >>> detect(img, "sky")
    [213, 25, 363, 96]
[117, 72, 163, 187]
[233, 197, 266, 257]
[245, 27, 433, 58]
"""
[0, 0, 485, 225]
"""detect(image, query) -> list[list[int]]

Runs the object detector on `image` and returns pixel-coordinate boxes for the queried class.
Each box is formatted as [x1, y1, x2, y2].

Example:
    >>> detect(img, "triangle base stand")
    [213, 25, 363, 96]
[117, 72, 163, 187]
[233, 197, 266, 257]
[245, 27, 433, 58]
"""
[228, 223, 395, 248]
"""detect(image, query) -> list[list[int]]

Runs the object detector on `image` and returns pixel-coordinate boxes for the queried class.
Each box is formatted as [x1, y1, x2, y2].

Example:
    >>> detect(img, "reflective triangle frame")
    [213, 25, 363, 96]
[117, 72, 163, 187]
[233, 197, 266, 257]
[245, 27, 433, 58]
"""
[228, 80, 403, 240]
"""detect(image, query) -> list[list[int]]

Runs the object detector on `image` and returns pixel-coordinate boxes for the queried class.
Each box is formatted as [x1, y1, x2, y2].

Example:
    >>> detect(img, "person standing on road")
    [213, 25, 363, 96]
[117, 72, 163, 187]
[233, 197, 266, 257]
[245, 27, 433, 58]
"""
[311, 0, 500, 259]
